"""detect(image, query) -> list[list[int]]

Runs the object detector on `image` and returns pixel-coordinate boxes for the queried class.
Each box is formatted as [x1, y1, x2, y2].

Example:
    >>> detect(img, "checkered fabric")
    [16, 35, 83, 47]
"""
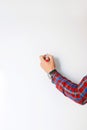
[51, 70, 87, 105]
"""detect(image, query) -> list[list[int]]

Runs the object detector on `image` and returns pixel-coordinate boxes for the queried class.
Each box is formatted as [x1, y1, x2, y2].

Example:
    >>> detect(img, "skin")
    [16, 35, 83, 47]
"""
[39, 54, 56, 73]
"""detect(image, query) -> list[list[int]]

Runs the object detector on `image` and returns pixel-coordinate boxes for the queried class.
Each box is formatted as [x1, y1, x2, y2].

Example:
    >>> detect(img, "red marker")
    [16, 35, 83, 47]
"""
[44, 55, 50, 62]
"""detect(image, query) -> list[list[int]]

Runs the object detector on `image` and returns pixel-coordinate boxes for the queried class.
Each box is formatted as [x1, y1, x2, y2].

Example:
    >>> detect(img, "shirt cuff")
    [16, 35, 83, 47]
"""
[49, 69, 61, 84]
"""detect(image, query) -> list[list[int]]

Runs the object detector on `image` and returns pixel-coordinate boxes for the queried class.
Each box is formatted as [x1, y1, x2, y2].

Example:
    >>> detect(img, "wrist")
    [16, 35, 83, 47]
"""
[47, 67, 56, 73]
[48, 69, 57, 79]
[48, 69, 56, 74]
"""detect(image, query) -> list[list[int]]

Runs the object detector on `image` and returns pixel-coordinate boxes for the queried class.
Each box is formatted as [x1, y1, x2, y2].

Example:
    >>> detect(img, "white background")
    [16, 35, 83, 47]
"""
[0, 0, 87, 130]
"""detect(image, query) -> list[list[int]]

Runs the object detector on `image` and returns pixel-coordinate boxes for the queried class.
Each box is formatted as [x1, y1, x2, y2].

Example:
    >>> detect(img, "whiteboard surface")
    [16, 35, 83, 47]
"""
[0, 0, 87, 130]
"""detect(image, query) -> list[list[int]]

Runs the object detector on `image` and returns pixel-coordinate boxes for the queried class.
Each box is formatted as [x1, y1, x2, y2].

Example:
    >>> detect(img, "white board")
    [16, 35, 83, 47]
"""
[0, 0, 87, 130]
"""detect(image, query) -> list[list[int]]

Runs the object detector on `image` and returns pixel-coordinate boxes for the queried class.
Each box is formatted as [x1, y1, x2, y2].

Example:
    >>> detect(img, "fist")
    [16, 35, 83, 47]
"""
[39, 54, 56, 73]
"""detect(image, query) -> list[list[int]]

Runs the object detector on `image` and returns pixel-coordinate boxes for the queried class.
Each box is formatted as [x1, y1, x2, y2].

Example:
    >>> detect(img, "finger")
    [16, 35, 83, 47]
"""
[44, 55, 50, 62]
[47, 55, 54, 60]
[39, 55, 45, 62]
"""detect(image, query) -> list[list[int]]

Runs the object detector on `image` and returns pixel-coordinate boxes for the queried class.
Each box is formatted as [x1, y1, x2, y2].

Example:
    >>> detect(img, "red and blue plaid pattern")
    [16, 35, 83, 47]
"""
[51, 70, 87, 105]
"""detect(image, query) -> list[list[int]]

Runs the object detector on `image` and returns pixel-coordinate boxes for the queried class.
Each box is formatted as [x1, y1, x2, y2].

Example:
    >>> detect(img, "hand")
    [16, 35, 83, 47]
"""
[39, 54, 56, 73]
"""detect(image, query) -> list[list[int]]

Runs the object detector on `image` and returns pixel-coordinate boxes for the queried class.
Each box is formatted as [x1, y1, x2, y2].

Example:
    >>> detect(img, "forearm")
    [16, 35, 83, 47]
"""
[50, 70, 87, 105]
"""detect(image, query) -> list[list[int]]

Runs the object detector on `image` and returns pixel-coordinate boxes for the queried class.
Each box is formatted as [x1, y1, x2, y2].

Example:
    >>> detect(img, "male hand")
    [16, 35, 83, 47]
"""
[39, 54, 56, 73]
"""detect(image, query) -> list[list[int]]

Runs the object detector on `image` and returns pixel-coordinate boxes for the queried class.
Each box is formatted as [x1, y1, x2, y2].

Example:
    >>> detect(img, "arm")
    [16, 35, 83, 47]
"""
[50, 69, 87, 105]
[39, 54, 87, 105]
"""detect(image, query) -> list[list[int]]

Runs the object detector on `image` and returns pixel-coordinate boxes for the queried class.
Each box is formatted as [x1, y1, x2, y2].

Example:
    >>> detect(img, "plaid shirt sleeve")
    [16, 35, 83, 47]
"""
[51, 70, 87, 105]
